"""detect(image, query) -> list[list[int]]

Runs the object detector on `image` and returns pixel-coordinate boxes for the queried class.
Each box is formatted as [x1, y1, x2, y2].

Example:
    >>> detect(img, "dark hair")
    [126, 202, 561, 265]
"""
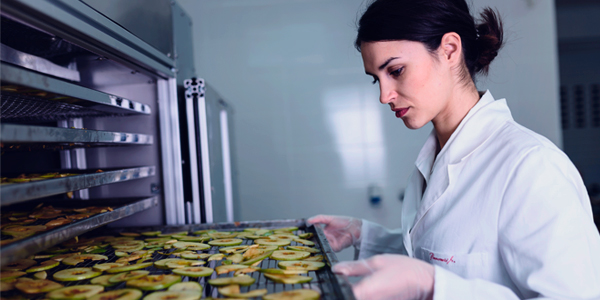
[355, 0, 503, 78]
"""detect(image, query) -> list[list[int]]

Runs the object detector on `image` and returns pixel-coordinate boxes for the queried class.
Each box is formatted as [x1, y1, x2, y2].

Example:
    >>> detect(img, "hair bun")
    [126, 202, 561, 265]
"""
[474, 8, 503, 75]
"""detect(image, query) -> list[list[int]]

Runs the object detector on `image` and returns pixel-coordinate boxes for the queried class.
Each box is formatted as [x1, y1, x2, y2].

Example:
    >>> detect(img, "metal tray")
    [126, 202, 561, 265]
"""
[0, 196, 158, 266]
[1, 62, 151, 122]
[1, 166, 156, 206]
[1, 123, 153, 151]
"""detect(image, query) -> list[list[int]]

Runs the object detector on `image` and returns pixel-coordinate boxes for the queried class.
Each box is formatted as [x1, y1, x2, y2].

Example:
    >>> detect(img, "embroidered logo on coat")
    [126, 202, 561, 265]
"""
[429, 253, 456, 264]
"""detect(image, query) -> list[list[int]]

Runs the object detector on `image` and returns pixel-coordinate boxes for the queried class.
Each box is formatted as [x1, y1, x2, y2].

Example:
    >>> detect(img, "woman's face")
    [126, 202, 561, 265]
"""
[361, 40, 454, 129]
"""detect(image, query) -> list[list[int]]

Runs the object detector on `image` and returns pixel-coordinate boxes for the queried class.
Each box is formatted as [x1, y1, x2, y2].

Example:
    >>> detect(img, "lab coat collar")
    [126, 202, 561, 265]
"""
[409, 90, 513, 240]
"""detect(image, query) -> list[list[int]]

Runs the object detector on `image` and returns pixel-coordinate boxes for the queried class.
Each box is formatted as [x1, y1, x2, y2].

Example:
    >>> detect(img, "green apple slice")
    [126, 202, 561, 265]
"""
[255, 245, 278, 251]
[177, 236, 211, 242]
[298, 233, 314, 239]
[180, 252, 211, 260]
[62, 254, 108, 266]
[104, 262, 152, 273]
[302, 255, 324, 262]
[218, 284, 267, 298]
[155, 258, 186, 269]
[88, 289, 143, 300]
[120, 232, 140, 237]
[268, 234, 296, 240]
[271, 250, 310, 261]
[218, 245, 249, 253]
[4, 258, 37, 271]
[278, 261, 325, 271]
[172, 266, 214, 277]
[92, 263, 125, 272]
[243, 228, 260, 232]
[259, 268, 308, 275]
[207, 274, 255, 286]
[254, 229, 271, 236]
[254, 239, 291, 246]
[240, 249, 274, 266]
[173, 242, 210, 250]
[293, 238, 315, 246]
[208, 253, 225, 261]
[168, 281, 203, 292]
[0, 270, 26, 280]
[192, 229, 216, 235]
[263, 289, 320, 300]
[208, 238, 243, 246]
[207, 232, 237, 239]
[90, 275, 118, 287]
[47, 284, 104, 300]
[215, 264, 247, 275]
[14, 279, 63, 294]
[275, 226, 298, 232]
[108, 270, 149, 283]
[33, 271, 47, 280]
[287, 246, 319, 253]
[2, 225, 46, 237]
[263, 273, 313, 284]
[165, 260, 206, 269]
[141, 231, 162, 236]
[26, 259, 60, 273]
[53, 268, 101, 281]
[126, 275, 181, 291]
[143, 291, 200, 300]
[228, 253, 243, 263]
[244, 235, 266, 240]
[112, 240, 145, 252]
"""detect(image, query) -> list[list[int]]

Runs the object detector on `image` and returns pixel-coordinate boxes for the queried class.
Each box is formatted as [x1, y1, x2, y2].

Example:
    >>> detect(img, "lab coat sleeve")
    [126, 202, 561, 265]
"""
[358, 220, 407, 259]
[433, 146, 600, 300]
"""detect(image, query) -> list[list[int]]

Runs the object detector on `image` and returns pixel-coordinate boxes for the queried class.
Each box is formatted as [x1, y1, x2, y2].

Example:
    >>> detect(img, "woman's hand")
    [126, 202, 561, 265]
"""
[333, 254, 435, 300]
[306, 215, 362, 252]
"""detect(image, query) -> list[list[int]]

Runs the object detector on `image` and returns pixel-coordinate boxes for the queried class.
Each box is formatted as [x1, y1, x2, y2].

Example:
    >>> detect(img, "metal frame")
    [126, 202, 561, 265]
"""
[220, 109, 235, 223]
[1, 166, 156, 205]
[0, 196, 158, 266]
[0, 43, 80, 81]
[184, 78, 204, 224]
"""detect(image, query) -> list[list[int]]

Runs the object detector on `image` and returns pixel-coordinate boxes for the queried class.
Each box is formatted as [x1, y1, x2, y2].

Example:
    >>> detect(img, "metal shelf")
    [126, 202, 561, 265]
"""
[0, 196, 158, 266]
[1, 166, 156, 206]
[1, 62, 151, 122]
[1, 123, 153, 151]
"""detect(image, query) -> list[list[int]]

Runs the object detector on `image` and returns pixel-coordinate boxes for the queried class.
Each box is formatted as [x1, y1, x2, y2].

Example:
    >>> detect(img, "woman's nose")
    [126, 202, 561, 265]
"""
[379, 83, 394, 105]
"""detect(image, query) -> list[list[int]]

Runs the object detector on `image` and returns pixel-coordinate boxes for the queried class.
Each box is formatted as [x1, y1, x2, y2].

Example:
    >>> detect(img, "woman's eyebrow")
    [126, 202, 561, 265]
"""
[379, 57, 401, 70]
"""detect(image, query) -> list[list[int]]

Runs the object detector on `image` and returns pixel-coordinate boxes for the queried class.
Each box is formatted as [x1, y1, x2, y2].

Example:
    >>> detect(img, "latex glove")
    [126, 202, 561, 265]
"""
[333, 254, 435, 300]
[306, 215, 362, 252]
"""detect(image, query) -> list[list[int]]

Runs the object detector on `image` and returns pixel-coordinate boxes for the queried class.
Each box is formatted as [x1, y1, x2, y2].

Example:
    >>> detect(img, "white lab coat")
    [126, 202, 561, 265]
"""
[357, 91, 600, 299]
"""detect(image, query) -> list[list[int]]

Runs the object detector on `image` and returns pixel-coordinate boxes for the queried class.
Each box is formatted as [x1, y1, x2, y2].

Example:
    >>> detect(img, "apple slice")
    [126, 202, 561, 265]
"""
[53, 268, 101, 281]
[268, 234, 297, 240]
[4, 258, 37, 271]
[33, 271, 47, 280]
[263, 273, 313, 284]
[208, 238, 243, 246]
[0, 270, 26, 280]
[177, 236, 211, 242]
[259, 268, 308, 275]
[218, 284, 267, 298]
[108, 270, 149, 283]
[47, 284, 104, 300]
[298, 233, 314, 239]
[62, 254, 108, 266]
[126, 275, 182, 291]
[141, 231, 161, 236]
[240, 249, 274, 266]
[173, 242, 210, 250]
[302, 255, 324, 262]
[208, 253, 225, 261]
[208, 232, 237, 239]
[143, 291, 200, 300]
[172, 266, 214, 277]
[278, 261, 325, 271]
[104, 262, 152, 274]
[207, 274, 255, 286]
[270, 250, 310, 261]
[218, 245, 249, 254]
[92, 263, 125, 272]
[228, 253, 243, 263]
[287, 246, 319, 253]
[88, 289, 143, 300]
[180, 252, 211, 260]
[293, 238, 315, 246]
[166, 260, 206, 269]
[14, 279, 63, 294]
[0, 280, 14, 292]
[90, 275, 118, 287]
[215, 264, 247, 275]
[168, 281, 203, 292]
[2, 225, 46, 237]
[26, 259, 60, 273]
[263, 289, 320, 300]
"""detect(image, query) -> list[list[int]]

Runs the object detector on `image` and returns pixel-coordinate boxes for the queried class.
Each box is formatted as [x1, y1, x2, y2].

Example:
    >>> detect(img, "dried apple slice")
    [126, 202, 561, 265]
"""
[268, 234, 296, 240]
[4, 258, 37, 271]
[254, 239, 291, 247]
[208, 232, 237, 239]
[298, 233, 314, 239]
[53, 268, 101, 281]
[0, 270, 26, 280]
[33, 271, 47, 280]
[293, 238, 315, 246]
[90, 275, 117, 287]
[287, 246, 319, 253]
[14, 279, 63, 294]
[215, 264, 247, 275]
[172, 266, 214, 277]
[263, 273, 313, 284]
[0, 280, 14, 292]
[259, 268, 308, 275]
[141, 231, 161, 236]
[1, 225, 46, 237]
[120, 232, 140, 237]
[47, 285, 104, 300]
[218, 245, 249, 254]
[228, 253, 243, 264]
[93, 263, 125, 272]
[302, 255, 324, 262]
[208, 253, 225, 261]
[88, 289, 143, 300]
[270, 250, 310, 261]
[26, 260, 60, 273]
[180, 252, 211, 260]
[173, 242, 210, 250]
[207, 274, 255, 286]
[218, 284, 267, 298]
[177, 236, 211, 242]
[126, 274, 181, 291]
[277, 261, 325, 271]
[165, 260, 206, 269]
[208, 238, 243, 246]
[240, 249, 274, 266]
[143, 291, 200, 300]
[168, 281, 203, 292]
[62, 254, 108, 266]
[104, 262, 152, 273]
[108, 270, 149, 283]
[263, 289, 320, 300]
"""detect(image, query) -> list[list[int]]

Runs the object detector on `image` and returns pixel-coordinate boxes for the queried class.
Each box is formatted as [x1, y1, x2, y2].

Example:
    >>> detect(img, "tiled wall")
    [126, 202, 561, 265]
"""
[177, 0, 560, 256]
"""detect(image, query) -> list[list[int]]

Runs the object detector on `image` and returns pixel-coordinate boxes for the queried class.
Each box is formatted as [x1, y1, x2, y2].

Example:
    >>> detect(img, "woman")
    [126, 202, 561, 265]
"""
[308, 0, 600, 299]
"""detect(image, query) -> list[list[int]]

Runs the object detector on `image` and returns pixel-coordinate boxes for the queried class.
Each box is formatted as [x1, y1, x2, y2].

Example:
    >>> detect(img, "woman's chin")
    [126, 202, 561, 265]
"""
[402, 119, 426, 130]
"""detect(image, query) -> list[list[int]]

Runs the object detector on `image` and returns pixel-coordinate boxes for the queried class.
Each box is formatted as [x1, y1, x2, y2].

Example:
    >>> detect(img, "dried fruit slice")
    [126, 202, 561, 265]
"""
[263, 273, 313, 284]
[207, 275, 255, 286]
[298, 233, 314, 239]
[108, 270, 149, 283]
[111, 240, 145, 252]
[293, 239, 315, 246]
[277, 261, 325, 271]
[262, 289, 320, 300]
[88, 289, 143, 300]
[268, 234, 297, 240]
[228, 253, 243, 264]
[53, 268, 101, 281]
[208, 253, 225, 261]
[240, 249, 274, 266]
[275, 226, 298, 232]
[14, 279, 63, 294]
[4, 259, 37, 271]
[218, 245, 249, 254]
[208, 239, 243, 246]
[62, 254, 108, 266]
[302, 255, 324, 262]
[286, 246, 319, 253]
[0, 280, 14, 292]
[90, 275, 118, 287]
[154, 258, 187, 269]
[173, 242, 210, 250]
[47, 285, 104, 299]
[218, 284, 267, 298]
[26, 260, 60, 273]
[215, 264, 248, 275]
[0, 271, 26, 280]
[143, 291, 200, 300]
[207, 232, 237, 239]
[141, 231, 161, 236]
[192, 229, 216, 235]
[172, 266, 214, 277]
[126, 275, 181, 291]
[33, 271, 47, 280]
[104, 262, 152, 274]
[270, 250, 310, 261]
[120, 232, 140, 237]
[177, 236, 211, 242]
[165, 260, 206, 269]
[180, 252, 211, 260]
[254, 239, 291, 247]
[259, 268, 308, 275]
[2, 225, 46, 236]
[255, 245, 278, 251]
[93, 263, 126, 272]
[168, 282, 203, 292]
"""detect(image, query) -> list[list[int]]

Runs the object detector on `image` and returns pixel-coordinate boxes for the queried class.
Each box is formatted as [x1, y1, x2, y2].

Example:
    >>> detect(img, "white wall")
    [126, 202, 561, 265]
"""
[177, 0, 560, 259]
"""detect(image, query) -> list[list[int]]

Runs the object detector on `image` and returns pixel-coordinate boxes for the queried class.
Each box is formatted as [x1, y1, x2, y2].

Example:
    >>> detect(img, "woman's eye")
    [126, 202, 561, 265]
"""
[389, 67, 404, 77]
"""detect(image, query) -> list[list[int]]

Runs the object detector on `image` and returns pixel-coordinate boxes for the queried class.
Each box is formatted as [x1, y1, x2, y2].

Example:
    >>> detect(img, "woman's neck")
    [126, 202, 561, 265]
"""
[432, 84, 481, 150]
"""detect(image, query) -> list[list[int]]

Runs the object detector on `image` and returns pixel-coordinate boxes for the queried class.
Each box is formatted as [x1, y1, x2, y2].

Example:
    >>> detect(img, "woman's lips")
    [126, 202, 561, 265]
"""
[394, 108, 409, 118]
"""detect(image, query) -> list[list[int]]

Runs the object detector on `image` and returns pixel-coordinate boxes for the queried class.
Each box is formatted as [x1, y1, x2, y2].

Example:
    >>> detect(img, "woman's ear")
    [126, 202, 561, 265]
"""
[439, 32, 462, 67]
